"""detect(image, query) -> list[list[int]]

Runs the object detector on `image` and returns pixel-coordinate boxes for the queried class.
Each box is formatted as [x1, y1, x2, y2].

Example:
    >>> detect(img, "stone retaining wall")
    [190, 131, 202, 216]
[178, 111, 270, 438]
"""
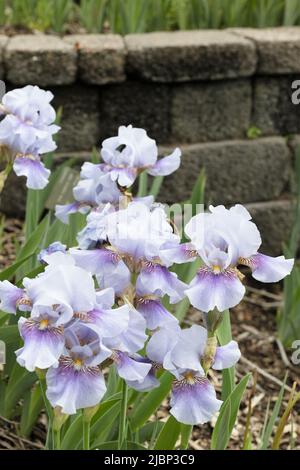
[1, 27, 300, 254]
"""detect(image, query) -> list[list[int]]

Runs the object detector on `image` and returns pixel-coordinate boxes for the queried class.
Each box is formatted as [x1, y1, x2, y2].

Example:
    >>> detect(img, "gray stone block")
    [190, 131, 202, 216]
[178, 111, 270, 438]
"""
[252, 76, 300, 136]
[65, 34, 126, 85]
[99, 80, 171, 143]
[160, 137, 291, 205]
[171, 79, 251, 143]
[5, 34, 77, 86]
[52, 85, 100, 152]
[0, 170, 26, 218]
[125, 30, 256, 82]
[246, 200, 294, 255]
[231, 27, 300, 75]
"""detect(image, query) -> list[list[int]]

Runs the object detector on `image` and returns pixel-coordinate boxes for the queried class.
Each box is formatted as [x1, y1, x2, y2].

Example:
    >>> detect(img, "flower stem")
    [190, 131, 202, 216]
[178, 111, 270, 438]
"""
[118, 380, 128, 450]
[82, 418, 91, 450]
[37, 373, 54, 450]
[53, 429, 61, 450]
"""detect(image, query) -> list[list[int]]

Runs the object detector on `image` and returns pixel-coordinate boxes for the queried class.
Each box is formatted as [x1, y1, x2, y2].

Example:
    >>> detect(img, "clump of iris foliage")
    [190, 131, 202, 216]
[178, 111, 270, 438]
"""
[0, 85, 298, 451]
[0, 0, 300, 34]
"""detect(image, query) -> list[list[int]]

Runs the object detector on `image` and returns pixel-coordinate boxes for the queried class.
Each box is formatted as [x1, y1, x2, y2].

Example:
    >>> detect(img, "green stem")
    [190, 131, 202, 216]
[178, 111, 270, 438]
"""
[118, 380, 128, 450]
[38, 375, 53, 450]
[83, 418, 91, 450]
[53, 429, 61, 451]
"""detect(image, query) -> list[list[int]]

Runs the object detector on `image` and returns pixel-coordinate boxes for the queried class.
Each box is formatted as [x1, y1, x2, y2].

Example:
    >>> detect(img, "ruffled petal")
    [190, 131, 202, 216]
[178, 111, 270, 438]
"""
[136, 298, 178, 330]
[169, 325, 207, 373]
[13, 156, 50, 189]
[105, 308, 147, 354]
[147, 148, 181, 176]
[137, 264, 187, 304]
[126, 368, 160, 392]
[38, 242, 67, 264]
[86, 304, 130, 339]
[55, 202, 89, 225]
[0, 280, 26, 314]
[185, 268, 245, 312]
[114, 351, 151, 383]
[109, 167, 137, 187]
[23, 263, 96, 322]
[146, 325, 180, 369]
[95, 287, 115, 309]
[70, 248, 131, 295]
[46, 360, 106, 415]
[245, 253, 294, 283]
[170, 376, 222, 425]
[16, 317, 65, 372]
[159, 242, 197, 267]
[213, 340, 241, 370]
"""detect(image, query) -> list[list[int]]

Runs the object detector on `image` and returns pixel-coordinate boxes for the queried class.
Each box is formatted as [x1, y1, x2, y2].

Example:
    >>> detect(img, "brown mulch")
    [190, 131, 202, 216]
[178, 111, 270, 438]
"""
[0, 216, 299, 450]
[0, 216, 23, 271]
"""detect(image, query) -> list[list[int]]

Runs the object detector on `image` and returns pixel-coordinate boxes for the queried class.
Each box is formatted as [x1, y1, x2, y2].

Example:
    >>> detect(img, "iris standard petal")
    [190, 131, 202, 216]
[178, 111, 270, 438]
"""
[169, 325, 207, 373]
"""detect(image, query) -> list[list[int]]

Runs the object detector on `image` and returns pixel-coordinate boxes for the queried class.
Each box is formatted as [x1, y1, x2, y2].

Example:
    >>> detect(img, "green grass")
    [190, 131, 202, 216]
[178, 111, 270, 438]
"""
[1, 0, 299, 34]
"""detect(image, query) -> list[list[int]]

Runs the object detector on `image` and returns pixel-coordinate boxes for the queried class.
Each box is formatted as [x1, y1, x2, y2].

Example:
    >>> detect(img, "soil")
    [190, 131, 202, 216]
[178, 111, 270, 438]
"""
[0, 216, 299, 450]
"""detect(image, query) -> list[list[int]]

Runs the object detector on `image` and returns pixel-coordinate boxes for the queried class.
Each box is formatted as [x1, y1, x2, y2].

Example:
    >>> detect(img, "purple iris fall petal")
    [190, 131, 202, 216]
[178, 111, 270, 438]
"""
[170, 374, 222, 425]
[46, 357, 106, 415]
[135, 297, 178, 330]
[55, 202, 90, 225]
[137, 263, 187, 304]
[213, 341, 241, 370]
[45, 323, 109, 414]
[13, 156, 50, 189]
[126, 367, 160, 392]
[0, 280, 27, 314]
[185, 267, 245, 312]
[113, 351, 152, 383]
[147, 148, 181, 176]
[245, 253, 294, 283]
[124, 355, 160, 392]
[16, 316, 65, 372]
